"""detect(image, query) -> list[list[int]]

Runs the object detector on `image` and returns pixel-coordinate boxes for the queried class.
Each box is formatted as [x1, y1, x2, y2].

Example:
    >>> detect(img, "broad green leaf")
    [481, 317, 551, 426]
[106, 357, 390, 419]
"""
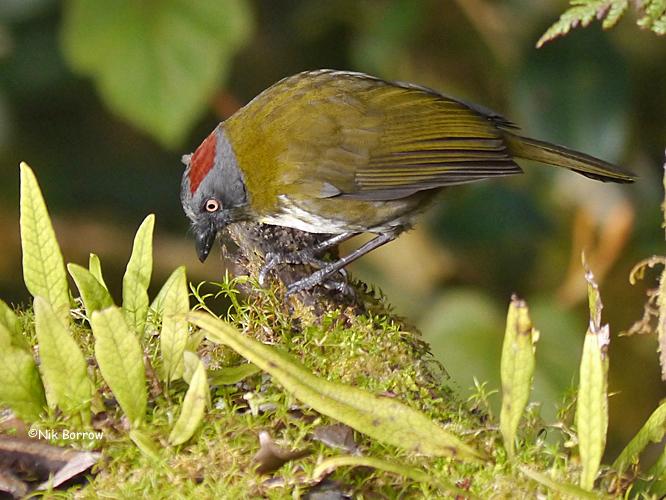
[91, 306, 147, 428]
[312, 455, 467, 497]
[88, 253, 108, 290]
[19, 162, 70, 325]
[68, 263, 114, 316]
[0, 331, 46, 421]
[122, 214, 154, 335]
[129, 429, 161, 461]
[169, 355, 208, 445]
[613, 401, 666, 472]
[189, 312, 483, 461]
[209, 363, 260, 386]
[0, 299, 28, 350]
[519, 466, 600, 499]
[158, 266, 189, 382]
[576, 265, 609, 491]
[500, 296, 539, 459]
[61, 0, 253, 146]
[33, 297, 92, 424]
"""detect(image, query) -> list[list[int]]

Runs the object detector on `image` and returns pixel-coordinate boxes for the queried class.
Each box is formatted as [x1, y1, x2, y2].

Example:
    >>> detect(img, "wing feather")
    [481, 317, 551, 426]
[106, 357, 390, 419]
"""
[226, 70, 522, 203]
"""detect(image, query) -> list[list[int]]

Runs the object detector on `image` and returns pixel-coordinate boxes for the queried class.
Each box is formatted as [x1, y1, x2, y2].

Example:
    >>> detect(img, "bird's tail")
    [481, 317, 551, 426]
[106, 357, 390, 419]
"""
[503, 131, 636, 183]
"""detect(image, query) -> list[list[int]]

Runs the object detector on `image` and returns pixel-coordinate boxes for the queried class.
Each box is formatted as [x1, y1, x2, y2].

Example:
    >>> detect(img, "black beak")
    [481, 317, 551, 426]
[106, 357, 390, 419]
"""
[195, 228, 216, 263]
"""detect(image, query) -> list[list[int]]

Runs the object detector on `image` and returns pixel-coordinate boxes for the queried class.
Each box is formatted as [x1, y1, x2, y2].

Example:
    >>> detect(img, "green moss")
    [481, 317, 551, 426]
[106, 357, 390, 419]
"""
[0, 277, 630, 498]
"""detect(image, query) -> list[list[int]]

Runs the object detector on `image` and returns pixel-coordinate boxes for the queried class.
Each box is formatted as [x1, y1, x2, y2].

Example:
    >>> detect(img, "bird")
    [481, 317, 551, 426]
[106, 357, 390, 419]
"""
[180, 69, 635, 295]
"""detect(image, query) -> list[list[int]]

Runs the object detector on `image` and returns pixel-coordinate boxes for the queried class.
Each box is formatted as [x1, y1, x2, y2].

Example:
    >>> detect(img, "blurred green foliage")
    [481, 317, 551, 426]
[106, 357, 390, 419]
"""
[0, 0, 665, 459]
[61, 0, 252, 146]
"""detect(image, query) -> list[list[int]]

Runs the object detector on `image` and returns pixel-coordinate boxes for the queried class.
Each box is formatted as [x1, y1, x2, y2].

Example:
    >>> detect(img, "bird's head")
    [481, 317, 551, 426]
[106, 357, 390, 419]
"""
[180, 124, 248, 262]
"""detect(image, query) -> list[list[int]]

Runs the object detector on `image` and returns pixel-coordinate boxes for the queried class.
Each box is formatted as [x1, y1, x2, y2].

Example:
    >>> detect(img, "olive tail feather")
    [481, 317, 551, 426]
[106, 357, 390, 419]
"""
[503, 132, 636, 183]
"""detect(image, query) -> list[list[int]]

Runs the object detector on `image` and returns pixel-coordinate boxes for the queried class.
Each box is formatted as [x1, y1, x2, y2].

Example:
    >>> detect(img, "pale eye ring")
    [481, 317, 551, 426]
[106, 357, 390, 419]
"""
[204, 199, 221, 212]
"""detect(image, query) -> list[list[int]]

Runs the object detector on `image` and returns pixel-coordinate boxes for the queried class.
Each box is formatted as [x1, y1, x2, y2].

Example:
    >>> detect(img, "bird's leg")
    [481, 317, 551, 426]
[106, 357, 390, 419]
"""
[286, 232, 396, 296]
[259, 232, 359, 286]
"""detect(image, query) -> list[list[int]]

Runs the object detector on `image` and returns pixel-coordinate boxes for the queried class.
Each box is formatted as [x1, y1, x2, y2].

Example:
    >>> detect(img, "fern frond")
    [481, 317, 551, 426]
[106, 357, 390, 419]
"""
[534, 0, 666, 47]
[536, 1, 621, 48]
[603, 0, 629, 28]
[638, 0, 666, 35]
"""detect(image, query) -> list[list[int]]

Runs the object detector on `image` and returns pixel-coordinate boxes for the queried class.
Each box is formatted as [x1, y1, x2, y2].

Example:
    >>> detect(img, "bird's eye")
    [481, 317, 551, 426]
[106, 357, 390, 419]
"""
[204, 199, 221, 212]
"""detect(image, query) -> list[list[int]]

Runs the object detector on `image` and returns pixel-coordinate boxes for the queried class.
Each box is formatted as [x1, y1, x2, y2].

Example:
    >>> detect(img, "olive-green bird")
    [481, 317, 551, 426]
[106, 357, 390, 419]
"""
[180, 69, 635, 294]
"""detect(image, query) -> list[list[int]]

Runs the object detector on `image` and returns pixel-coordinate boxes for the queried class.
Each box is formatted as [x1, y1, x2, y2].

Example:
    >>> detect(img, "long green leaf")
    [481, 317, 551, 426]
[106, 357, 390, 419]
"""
[68, 263, 114, 316]
[122, 214, 154, 335]
[613, 401, 666, 472]
[91, 306, 147, 428]
[189, 312, 483, 461]
[576, 265, 610, 491]
[19, 162, 70, 325]
[500, 296, 538, 458]
[33, 297, 92, 424]
[0, 324, 46, 422]
[88, 253, 108, 290]
[169, 355, 208, 445]
[158, 266, 189, 382]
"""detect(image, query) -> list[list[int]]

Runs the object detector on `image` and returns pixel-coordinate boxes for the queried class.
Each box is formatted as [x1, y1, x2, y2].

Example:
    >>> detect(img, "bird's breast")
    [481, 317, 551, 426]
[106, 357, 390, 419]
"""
[258, 194, 433, 234]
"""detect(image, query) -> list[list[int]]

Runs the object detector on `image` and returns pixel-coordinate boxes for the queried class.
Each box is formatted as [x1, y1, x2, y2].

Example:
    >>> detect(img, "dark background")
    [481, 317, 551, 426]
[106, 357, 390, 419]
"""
[0, 0, 664, 459]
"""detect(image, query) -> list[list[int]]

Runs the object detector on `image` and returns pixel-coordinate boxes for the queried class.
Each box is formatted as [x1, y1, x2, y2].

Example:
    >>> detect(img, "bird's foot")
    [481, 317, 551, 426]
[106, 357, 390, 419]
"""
[285, 266, 353, 297]
[258, 250, 326, 287]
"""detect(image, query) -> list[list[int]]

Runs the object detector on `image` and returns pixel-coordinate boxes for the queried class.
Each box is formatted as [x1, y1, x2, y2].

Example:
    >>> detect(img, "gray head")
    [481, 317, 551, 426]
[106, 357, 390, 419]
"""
[180, 124, 248, 262]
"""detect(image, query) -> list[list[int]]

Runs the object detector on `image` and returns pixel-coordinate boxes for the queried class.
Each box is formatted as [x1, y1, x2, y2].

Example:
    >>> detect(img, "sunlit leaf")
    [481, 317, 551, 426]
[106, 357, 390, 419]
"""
[0, 299, 20, 337]
[169, 354, 208, 445]
[0, 299, 28, 350]
[88, 253, 108, 290]
[91, 306, 147, 428]
[33, 297, 92, 424]
[576, 264, 610, 491]
[189, 312, 483, 461]
[500, 296, 539, 459]
[158, 266, 189, 382]
[0, 324, 46, 421]
[19, 162, 70, 325]
[68, 263, 114, 317]
[60, 0, 253, 146]
[122, 214, 154, 335]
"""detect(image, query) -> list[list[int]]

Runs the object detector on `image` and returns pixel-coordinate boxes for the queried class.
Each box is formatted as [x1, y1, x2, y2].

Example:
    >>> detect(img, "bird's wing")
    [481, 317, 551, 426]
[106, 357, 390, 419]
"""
[230, 70, 523, 202]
